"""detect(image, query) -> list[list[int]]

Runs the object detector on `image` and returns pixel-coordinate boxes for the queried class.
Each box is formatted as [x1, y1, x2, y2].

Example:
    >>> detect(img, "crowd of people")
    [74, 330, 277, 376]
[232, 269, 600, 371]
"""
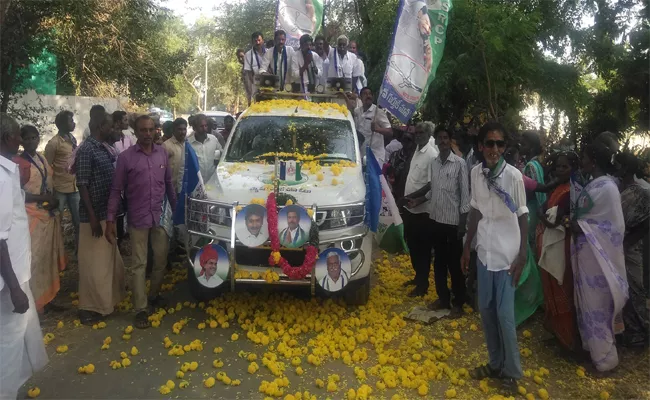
[382, 118, 649, 388]
[0, 106, 241, 396]
[0, 61, 648, 396]
[239, 30, 367, 104]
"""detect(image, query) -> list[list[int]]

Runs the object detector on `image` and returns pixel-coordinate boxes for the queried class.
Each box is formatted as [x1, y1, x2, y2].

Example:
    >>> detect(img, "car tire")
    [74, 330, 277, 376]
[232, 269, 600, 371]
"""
[344, 273, 371, 305]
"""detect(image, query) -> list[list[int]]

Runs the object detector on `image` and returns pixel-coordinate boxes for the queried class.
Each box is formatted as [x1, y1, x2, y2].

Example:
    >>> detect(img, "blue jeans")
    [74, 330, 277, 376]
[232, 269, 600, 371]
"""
[55, 190, 80, 251]
[477, 260, 523, 379]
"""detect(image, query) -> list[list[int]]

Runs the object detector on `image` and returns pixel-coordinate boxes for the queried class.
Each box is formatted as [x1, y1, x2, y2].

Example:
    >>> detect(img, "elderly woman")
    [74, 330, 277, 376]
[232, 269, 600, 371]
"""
[571, 141, 628, 371]
[13, 125, 66, 313]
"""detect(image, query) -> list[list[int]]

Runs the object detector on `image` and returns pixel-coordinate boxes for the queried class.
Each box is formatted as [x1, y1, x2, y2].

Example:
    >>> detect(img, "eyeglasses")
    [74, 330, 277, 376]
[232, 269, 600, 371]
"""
[483, 140, 506, 149]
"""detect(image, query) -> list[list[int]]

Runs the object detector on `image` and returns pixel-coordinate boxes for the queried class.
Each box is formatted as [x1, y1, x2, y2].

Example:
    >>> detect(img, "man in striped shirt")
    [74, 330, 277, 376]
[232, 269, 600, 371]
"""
[408, 126, 470, 314]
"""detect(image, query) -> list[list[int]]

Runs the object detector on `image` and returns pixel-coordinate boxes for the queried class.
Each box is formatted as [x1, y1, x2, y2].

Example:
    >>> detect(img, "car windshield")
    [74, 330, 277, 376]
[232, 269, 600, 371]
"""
[226, 116, 356, 162]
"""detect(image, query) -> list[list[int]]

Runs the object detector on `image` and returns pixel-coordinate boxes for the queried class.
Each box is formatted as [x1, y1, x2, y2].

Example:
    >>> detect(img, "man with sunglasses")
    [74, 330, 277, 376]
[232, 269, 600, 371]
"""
[460, 122, 527, 393]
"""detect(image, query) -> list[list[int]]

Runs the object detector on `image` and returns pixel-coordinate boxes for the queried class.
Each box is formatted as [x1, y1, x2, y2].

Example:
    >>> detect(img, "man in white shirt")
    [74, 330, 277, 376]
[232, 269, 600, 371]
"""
[314, 35, 330, 87]
[320, 252, 349, 292]
[348, 40, 368, 90]
[328, 35, 363, 89]
[261, 30, 295, 90]
[461, 122, 526, 390]
[408, 126, 470, 314]
[0, 113, 48, 399]
[351, 88, 393, 165]
[243, 31, 266, 104]
[400, 122, 438, 297]
[242, 206, 266, 247]
[187, 114, 222, 183]
[290, 34, 322, 94]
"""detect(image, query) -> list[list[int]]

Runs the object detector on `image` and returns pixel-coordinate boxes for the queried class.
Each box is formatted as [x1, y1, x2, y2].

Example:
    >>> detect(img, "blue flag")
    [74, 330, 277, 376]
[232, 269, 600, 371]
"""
[365, 145, 382, 232]
[173, 142, 205, 225]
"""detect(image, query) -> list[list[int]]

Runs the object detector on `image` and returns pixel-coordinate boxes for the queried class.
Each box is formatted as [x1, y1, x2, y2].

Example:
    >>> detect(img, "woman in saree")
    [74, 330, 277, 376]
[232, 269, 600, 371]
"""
[571, 141, 628, 371]
[536, 152, 582, 352]
[616, 152, 649, 347]
[521, 131, 547, 246]
[14, 125, 67, 312]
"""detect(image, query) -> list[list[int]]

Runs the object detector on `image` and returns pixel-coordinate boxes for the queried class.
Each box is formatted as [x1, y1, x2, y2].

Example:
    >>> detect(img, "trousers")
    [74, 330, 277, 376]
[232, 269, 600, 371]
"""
[55, 190, 80, 251]
[129, 226, 169, 313]
[431, 221, 466, 306]
[403, 211, 434, 291]
[477, 260, 522, 379]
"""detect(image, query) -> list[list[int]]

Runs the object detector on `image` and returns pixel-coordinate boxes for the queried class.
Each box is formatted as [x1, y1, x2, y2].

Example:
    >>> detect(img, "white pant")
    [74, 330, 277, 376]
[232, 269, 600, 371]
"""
[0, 283, 48, 399]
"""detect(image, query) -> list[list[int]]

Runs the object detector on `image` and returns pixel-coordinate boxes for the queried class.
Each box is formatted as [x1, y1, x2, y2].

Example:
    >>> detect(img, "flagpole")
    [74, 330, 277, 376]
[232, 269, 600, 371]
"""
[322, 0, 326, 33]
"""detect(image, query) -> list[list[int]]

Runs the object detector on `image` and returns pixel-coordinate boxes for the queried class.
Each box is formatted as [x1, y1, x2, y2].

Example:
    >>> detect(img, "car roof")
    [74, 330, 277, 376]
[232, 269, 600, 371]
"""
[242, 99, 350, 121]
[203, 111, 231, 117]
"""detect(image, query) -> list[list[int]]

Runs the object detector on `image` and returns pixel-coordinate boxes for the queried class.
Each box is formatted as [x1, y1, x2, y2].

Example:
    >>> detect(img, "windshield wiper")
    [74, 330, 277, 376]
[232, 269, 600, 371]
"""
[318, 155, 353, 162]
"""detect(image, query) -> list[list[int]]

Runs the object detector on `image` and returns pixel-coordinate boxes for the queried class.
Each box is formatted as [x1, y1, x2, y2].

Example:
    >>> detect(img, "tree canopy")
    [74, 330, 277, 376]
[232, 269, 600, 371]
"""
[2, 0, 647, 146]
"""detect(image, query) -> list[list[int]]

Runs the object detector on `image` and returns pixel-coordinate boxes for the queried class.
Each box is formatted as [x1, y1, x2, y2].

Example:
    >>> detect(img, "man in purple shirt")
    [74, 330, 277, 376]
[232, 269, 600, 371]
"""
[105, 115, 177, 329]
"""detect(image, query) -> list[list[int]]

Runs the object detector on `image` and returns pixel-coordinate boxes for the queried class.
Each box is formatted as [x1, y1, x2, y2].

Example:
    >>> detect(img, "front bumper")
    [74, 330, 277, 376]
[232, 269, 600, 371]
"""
[185, 197, 372, 294]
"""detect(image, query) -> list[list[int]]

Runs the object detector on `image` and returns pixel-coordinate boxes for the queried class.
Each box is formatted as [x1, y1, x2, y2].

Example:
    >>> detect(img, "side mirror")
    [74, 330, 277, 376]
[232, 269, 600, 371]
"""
[362, 155, 367, 166]
[214, 150, 222, 166]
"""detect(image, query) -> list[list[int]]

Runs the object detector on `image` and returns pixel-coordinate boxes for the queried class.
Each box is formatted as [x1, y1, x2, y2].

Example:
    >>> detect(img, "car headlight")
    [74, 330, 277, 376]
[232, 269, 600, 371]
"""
[329, 209, 351, 229]
[323, 206, 364, 230]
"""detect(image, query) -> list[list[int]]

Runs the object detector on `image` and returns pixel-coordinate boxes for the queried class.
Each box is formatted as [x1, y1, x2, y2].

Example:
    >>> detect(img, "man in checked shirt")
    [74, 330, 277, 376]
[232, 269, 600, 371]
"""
[408, 125, 470, 316]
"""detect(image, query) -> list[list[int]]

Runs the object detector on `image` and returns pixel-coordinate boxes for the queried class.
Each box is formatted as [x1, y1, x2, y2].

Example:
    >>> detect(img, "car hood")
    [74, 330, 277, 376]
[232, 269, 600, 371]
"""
[204, 162, 365, 206]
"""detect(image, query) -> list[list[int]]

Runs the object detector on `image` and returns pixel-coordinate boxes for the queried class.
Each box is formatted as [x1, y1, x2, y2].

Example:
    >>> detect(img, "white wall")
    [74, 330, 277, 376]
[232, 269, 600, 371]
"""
[8, 90, 129, 150]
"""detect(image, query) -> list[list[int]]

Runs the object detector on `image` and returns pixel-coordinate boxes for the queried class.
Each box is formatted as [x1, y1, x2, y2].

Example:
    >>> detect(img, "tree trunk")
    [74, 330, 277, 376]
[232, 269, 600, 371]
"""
[0, 63, 15, 113]
[0, 0, 11, 26]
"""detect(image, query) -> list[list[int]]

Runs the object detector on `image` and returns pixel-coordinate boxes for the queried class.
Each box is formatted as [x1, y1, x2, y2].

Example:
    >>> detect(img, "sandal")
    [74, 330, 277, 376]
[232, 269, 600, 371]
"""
[134, 311, 150, 329]
[470, 364, 500, 380]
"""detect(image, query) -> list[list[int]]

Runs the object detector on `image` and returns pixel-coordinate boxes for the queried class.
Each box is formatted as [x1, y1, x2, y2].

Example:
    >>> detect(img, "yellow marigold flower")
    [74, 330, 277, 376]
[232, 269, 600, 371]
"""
[179, 381, 189, 389]
[538, 388, 549, 400]
[121, 358, 131, 367]
[159, 386, 171, 395]
[124, 326, 133, 334]
[27, 387, 40, 398]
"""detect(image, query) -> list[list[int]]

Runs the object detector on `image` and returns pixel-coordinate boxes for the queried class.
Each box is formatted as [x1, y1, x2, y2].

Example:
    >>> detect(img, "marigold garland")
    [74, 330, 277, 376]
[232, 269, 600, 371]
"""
[265, 193, 318, 280]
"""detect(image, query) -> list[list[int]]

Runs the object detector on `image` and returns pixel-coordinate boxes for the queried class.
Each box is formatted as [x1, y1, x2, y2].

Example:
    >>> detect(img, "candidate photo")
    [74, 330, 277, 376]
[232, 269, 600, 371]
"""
[278, 205, 311, 248]
[235, 204, 269, 247]
[315, 248, 351, 292]
[193, 244, 229, 288]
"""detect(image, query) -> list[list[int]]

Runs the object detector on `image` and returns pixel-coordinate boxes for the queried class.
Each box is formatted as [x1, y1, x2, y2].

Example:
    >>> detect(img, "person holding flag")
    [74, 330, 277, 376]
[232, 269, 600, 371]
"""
[261, 30, 295, 90]
[291, 34, 322, 94]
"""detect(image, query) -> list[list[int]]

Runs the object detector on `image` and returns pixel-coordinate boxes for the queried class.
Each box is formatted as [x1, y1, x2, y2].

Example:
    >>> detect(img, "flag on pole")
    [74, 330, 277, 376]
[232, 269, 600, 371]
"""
[365, 145, 382, 232]
[365, 144, 407, 252]
[173, 141, 207, 226]
[376, 175, 408, 253]
[378, 0, 453, 124]
[275, 0, 324, 47]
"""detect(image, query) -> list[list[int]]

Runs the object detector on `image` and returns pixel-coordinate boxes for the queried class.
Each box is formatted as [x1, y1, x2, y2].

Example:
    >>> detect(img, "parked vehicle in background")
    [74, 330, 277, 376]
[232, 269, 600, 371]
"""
[159, 110, 173, 124]
[203, 111, 233, 129]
